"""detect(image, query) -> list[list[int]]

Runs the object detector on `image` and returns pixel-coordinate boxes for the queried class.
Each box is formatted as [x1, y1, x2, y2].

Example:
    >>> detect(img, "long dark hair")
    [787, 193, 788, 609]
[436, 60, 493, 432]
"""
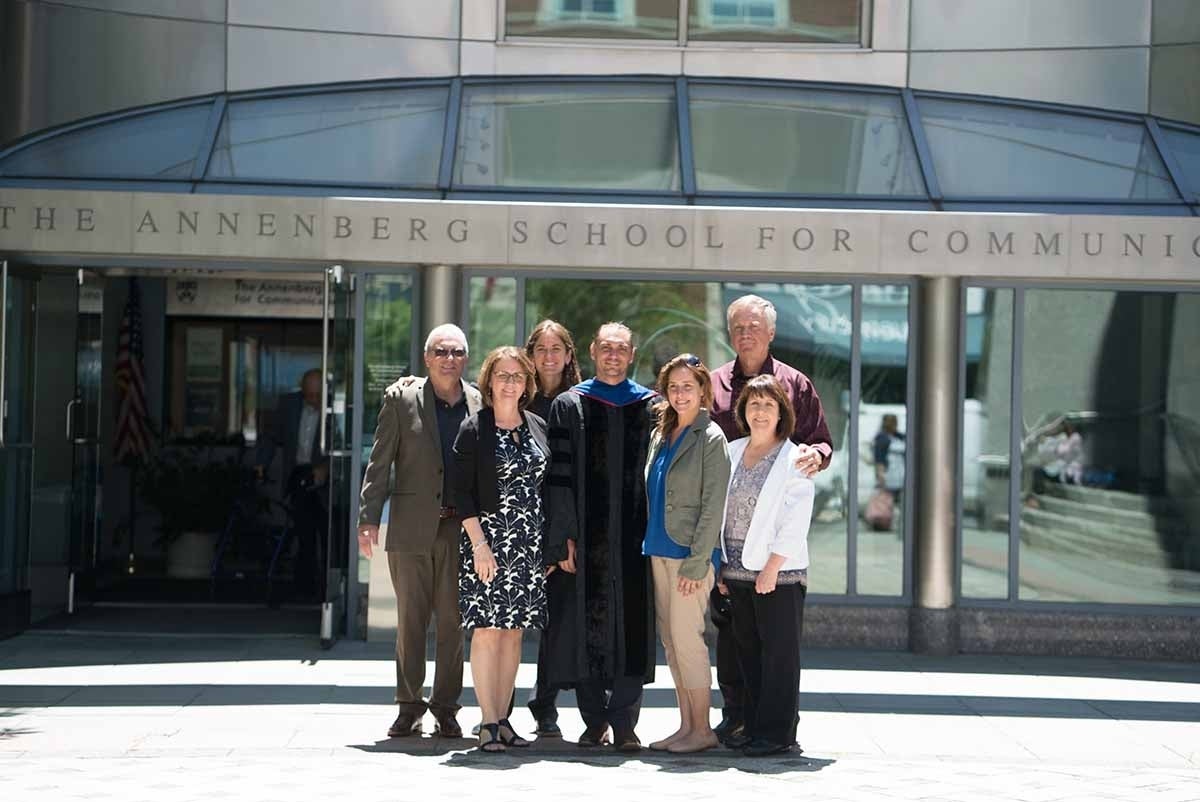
[524, 319, 581, 399]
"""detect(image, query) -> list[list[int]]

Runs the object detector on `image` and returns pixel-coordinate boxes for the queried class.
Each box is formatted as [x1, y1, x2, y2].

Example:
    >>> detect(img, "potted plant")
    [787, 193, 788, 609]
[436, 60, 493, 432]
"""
[138, 441, 257, 579]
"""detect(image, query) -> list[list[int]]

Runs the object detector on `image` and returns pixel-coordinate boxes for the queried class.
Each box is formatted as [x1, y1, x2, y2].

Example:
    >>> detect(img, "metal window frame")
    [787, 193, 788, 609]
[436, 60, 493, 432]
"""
[461, 263, 918, 605]
[1150, 119, 1200, 204]
[957, 277, 1200, 616]
[5, 75, 1200, 214]
[496, 0, 873, 49]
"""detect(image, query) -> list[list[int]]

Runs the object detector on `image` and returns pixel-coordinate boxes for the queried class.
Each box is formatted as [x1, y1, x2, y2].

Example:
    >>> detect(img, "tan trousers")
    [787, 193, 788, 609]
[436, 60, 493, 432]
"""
[651, 556, 714, 691]
[387, 518, 463, 715]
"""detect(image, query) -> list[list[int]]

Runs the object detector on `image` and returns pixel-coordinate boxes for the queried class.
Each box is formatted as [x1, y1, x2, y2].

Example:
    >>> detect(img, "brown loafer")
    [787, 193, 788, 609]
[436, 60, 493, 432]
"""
[433, 712, 463, 739]
[387, 711, 422, 738]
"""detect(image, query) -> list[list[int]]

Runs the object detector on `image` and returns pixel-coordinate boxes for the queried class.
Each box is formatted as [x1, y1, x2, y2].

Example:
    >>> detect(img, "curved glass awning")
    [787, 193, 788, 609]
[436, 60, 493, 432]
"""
[2, 76, 1198, 215]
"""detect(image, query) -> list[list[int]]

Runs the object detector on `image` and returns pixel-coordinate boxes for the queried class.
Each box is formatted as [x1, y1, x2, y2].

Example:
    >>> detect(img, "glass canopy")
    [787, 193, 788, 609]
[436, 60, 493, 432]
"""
[2, 77, 1197, 214]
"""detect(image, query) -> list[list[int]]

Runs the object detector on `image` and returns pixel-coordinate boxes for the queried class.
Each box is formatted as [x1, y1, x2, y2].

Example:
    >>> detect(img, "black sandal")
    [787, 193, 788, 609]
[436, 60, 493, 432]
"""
[497, 718, 531, 748]
[478, 722, 506, 753]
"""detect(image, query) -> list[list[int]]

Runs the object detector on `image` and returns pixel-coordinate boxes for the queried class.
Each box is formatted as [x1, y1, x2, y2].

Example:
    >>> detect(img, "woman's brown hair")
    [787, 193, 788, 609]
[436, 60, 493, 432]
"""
[653, 354, 714, 439]
[524, 319, 582, 399]
[477, 346, 537, 410]
[734, 375, 796, 440]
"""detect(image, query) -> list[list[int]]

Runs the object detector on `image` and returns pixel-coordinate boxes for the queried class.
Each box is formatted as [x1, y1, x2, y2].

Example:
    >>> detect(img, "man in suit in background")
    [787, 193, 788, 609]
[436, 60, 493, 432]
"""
[357, 324, 482, 740]
[256, 367, 327, 601]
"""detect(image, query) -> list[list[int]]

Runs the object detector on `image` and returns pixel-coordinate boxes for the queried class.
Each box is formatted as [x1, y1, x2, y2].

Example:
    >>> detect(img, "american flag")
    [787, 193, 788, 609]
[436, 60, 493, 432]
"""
[114, 278, 151, 464]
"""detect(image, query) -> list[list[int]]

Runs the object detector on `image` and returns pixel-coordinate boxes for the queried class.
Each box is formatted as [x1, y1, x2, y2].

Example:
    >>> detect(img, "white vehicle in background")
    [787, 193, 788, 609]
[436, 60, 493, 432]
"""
[812, 400, 985, 519]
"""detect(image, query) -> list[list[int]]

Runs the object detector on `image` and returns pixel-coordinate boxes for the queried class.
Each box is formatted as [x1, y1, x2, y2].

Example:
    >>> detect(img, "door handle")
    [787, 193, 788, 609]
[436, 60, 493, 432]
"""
[66, 396, 80, 442]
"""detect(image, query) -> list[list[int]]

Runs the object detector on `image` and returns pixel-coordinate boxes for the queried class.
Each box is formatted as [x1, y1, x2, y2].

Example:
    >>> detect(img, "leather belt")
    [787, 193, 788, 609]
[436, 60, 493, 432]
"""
[439, 506, 458, 520]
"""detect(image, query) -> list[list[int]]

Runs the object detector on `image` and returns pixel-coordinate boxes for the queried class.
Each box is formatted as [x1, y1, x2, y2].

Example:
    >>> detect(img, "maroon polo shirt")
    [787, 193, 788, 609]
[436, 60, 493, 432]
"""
[711, 354, 833, 469]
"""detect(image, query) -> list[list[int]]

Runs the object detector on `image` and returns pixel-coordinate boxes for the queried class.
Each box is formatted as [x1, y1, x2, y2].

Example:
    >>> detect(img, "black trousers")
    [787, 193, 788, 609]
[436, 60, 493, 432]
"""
[710, 586, 744, 725]
[726, 580, 806, 746]
[286, 468, 326, 599]
[527, 633, 559, 720]
[575, 676, 643, 733]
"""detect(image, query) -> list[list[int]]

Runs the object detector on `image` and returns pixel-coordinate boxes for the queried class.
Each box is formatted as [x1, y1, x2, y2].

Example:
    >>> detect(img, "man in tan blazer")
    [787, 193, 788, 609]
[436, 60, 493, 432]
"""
[357, 324, 482, 739]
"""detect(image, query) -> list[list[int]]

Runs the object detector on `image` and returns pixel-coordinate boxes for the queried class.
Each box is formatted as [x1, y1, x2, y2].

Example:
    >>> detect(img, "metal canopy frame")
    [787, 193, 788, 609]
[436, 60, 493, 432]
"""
[3, 76, 1199, 216]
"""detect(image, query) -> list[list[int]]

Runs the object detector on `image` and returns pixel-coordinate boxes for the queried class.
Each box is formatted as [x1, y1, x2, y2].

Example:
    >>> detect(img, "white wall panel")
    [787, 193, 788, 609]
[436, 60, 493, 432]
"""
[227, 0, 458, 39]
[1152, 0, 1200, 45]
[227, 27, 458, 92]
[686, 49, 907, 87]
[6, 2, 224, 140]
[461, 0, 498, 41]
[872, 0, 910, 51]
[1151, 44, 1200, 124]
[487, 43, 683, 76]
[34, 0, 226, 23]
[911, 0, 1150, 50]
[911, 49, 1149, 114]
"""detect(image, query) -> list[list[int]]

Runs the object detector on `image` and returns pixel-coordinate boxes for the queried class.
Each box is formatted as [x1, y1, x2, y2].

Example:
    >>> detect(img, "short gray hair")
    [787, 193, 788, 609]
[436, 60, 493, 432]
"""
[726, 294, 777, 330]
[424, 323, 468, 354]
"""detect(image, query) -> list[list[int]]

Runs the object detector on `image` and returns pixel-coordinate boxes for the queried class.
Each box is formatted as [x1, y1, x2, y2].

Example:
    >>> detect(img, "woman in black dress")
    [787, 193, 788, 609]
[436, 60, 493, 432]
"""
[454, 346, 550, 752]
[513, 319, 581, 736]
[525, 319, 582, 418]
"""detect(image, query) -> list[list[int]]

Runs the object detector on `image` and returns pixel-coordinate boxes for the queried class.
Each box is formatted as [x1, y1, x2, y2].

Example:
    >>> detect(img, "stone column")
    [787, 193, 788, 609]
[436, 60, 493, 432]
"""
[911, 276, 961, 655]
[419, 263, 462, 339]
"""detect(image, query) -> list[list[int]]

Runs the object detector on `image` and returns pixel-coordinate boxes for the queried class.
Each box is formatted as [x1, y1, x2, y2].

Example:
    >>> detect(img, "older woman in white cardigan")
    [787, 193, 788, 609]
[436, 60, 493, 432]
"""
[717, 374, 815, 758]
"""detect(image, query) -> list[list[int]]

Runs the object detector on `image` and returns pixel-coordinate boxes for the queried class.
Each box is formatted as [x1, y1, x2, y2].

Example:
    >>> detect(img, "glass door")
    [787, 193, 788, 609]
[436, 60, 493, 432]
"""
[68, 271, 105, 611]
[0, 261, 37, 636]
[320, 265, 354, 647]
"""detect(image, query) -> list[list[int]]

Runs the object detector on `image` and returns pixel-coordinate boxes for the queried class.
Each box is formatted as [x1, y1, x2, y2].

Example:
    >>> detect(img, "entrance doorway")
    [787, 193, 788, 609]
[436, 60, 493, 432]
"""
[3, 265, 362, 641]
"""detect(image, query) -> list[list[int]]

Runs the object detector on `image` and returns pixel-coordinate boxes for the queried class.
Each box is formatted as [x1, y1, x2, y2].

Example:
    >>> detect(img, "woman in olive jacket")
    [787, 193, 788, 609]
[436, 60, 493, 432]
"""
[642, 354, 731, 753]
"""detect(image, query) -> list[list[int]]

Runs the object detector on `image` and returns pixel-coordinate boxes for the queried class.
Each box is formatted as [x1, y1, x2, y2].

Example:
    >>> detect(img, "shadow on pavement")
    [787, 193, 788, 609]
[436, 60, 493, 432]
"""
[349, 735, 835, 775]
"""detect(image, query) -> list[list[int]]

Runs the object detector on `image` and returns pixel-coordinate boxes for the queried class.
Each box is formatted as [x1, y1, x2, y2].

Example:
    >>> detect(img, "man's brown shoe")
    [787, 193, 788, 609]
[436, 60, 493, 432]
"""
[387, 711, 422, 738]
[433, 712, 463, 739]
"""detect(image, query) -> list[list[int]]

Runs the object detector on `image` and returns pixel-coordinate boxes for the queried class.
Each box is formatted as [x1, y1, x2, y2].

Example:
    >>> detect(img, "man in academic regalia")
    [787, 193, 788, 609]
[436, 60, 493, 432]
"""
[543, 322, 658, 752]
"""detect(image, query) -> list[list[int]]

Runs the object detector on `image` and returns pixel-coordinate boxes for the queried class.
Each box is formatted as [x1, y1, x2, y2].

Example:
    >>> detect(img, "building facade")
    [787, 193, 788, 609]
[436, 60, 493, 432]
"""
[1, 0, 1198, 657]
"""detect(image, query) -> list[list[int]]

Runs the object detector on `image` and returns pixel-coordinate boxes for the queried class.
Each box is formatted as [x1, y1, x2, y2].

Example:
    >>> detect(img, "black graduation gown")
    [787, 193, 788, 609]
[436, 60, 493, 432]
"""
[542, 388, 657, 689]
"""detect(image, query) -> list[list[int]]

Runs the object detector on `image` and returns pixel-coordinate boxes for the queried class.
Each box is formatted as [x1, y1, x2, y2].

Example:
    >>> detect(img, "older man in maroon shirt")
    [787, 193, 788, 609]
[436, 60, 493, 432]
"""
[709, 293, 833, 747]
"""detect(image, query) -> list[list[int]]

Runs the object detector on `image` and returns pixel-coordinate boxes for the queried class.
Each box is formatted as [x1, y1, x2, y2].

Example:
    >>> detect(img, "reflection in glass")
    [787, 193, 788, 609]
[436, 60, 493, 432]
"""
[505, 0, 679, 40]
[961, 287, 1011, 599]
[360, 275, 415, 444]
[466, 277, 518, 379]
[857, 285, 909, 596]
[1, 275, 36, 597]
[1161, 127, 1200, 196]
[207, 88, 448, 185]
[523, 278, 850, 594]
[690, 85, 925, 195]
[0, 104, 211, 179]
[918, 98, 1180, 200]
[1019, 289, 1200, 604]
[455, 84, 680, 191]
[689, 0, 861, 43]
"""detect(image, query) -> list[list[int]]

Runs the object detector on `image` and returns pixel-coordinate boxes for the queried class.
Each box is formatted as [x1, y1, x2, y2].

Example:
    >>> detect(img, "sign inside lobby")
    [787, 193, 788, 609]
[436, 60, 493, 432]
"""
[2, 188, 1199, 281]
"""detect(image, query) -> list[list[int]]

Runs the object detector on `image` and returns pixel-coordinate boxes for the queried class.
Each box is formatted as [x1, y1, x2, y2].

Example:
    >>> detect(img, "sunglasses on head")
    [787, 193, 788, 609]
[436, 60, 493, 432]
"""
[431, 346, 467, 359]
[681, 354, 702, 367]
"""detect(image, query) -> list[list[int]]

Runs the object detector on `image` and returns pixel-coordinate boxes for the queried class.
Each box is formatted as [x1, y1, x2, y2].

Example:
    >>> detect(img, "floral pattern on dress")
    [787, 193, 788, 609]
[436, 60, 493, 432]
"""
[459, 422, 548, 629]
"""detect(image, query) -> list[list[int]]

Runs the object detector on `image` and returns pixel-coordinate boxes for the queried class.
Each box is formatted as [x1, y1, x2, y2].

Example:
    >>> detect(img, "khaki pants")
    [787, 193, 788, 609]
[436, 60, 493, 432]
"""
[387, 518, 463, 715]
[650, 556, 714, 691]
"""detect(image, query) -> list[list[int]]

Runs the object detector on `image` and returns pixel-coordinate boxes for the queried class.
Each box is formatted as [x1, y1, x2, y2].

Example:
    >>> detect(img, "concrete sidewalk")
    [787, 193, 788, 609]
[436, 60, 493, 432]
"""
[1, 632, 1198, 802]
